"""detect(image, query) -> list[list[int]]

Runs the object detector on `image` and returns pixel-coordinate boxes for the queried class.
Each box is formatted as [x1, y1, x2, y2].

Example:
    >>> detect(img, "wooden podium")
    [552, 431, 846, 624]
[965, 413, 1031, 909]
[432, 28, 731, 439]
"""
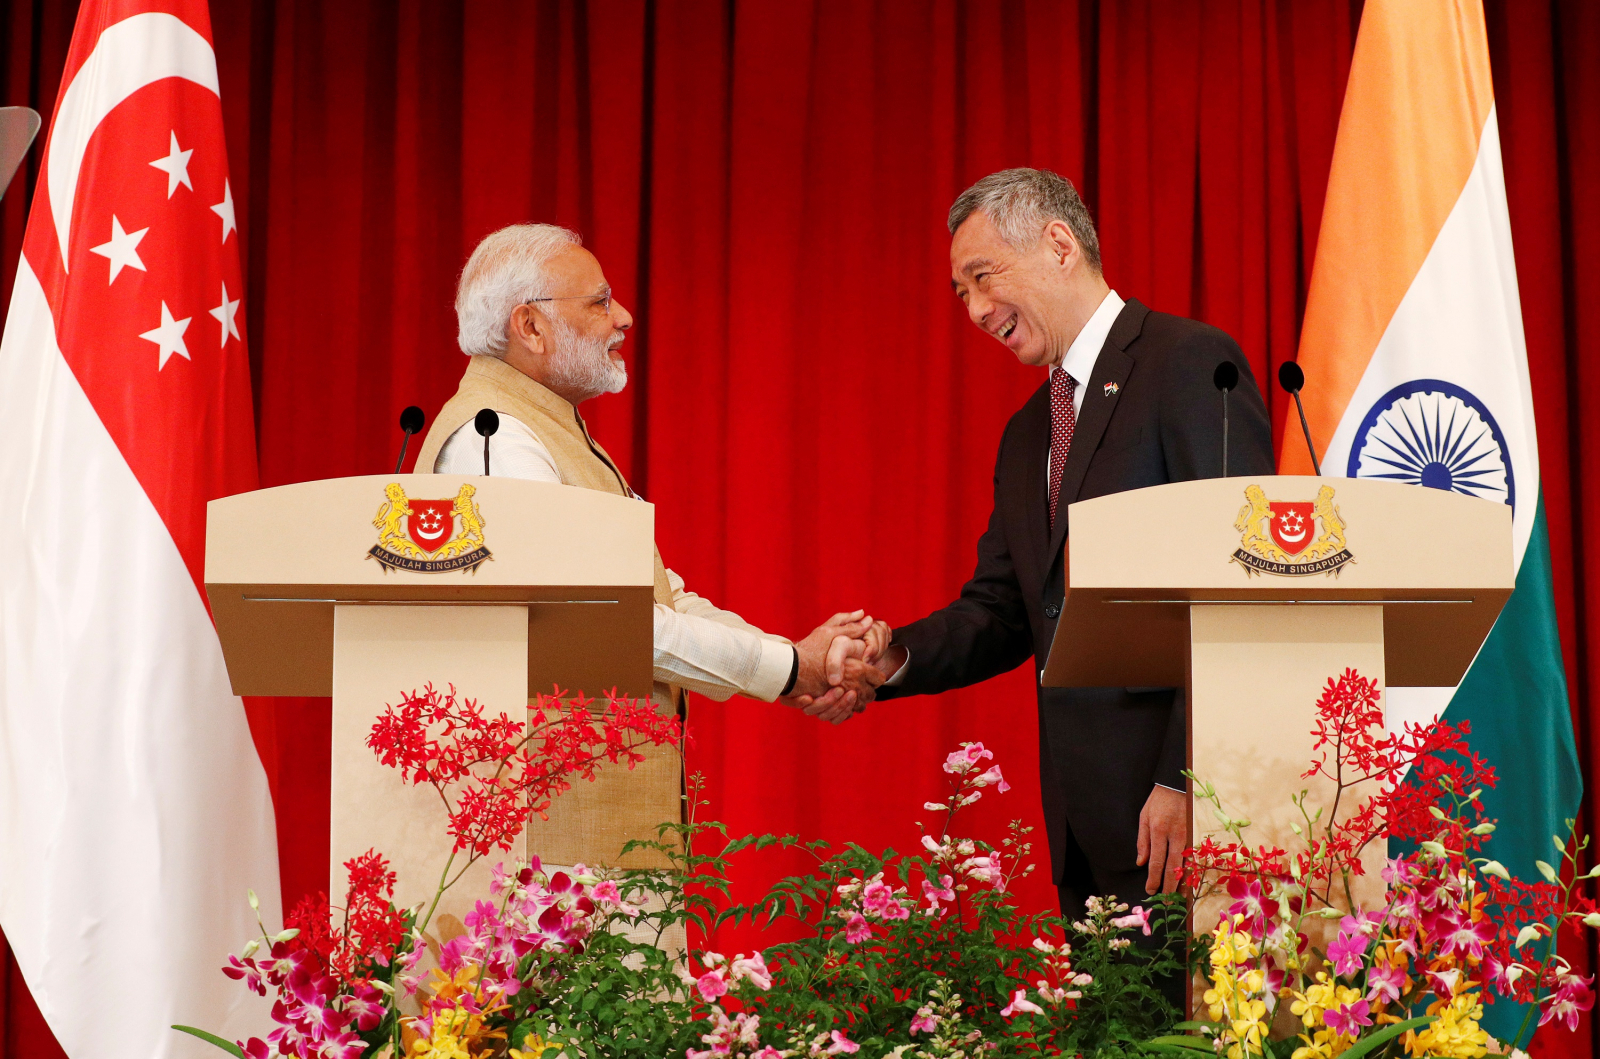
[1042, 476, 1513, 922]
[204, 474, 658, 919]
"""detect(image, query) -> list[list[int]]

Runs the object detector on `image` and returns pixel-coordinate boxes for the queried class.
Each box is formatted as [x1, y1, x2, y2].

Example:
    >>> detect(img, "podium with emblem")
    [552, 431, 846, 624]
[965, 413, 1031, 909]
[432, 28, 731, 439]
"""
[1042, 476, 1513, 930]
[203, 474, 658, 919]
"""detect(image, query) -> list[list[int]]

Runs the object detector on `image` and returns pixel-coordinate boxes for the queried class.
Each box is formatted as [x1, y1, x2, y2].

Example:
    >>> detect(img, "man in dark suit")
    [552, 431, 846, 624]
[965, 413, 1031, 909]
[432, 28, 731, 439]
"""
[867, 168, 1274, 925]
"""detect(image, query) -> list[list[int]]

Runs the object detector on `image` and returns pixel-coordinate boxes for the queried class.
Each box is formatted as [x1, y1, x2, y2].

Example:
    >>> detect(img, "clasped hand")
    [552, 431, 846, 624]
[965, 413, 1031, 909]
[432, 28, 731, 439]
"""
[777, 610, 895, 724]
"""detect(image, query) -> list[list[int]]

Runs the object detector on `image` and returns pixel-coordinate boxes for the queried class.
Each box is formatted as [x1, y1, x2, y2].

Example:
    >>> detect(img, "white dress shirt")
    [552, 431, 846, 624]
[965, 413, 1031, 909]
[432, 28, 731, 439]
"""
[436, 418, 795, 702]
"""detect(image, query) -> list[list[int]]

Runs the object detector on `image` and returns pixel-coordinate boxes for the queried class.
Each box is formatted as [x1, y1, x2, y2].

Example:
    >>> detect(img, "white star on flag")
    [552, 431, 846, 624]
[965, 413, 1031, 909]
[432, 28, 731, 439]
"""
[210, 179, 235, 242]
[140, 301, 192, 369]
[149, 129, 194, 198]
[209, 281, 241, 347]
[88, 215, 148, 283]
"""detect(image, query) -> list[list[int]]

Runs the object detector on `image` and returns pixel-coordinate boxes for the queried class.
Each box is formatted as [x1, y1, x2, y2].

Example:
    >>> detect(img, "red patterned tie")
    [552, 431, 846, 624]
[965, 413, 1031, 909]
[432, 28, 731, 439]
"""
[1048, 369, 1077, 527]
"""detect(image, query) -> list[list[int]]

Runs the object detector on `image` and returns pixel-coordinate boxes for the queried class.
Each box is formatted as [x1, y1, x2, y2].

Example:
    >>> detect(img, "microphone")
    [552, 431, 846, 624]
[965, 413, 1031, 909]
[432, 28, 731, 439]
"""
[1278, 362, 1322, 475]
[474, 408, 500, 476]
[394, 405, 425, 474]
[1213, 362, 1238, 477]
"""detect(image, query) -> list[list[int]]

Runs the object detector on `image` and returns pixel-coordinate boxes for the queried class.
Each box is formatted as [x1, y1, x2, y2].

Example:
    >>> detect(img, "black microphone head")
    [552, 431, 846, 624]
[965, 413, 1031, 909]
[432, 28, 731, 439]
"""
[474, 408, 500, 437]
[398, 405, 425, 435]
[1278, 361, 1305, 394]
[1213, 361, 1239, 392]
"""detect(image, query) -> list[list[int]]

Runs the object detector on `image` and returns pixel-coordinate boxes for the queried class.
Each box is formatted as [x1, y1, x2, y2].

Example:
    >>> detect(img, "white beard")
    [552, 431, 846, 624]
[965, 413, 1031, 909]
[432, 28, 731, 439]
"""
[545, 315, 627, 401]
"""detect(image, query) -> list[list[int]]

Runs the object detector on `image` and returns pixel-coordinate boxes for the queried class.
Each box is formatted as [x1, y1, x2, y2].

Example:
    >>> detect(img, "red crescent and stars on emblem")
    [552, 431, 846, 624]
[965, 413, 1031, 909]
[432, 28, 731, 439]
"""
[1268, 501, 1316, 557]
[406, 499, 455, 554]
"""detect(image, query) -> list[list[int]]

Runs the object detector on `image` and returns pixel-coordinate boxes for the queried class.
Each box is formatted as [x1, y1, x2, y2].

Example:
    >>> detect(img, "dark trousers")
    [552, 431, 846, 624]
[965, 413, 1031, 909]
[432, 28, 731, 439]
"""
[1056, 822, 1187, 1012]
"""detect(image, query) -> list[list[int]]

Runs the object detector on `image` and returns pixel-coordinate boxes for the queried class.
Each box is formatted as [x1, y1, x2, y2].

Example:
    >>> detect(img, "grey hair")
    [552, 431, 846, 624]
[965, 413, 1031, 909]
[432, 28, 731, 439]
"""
[455, 223, 582, 356]
[947, 168, 1102, 273]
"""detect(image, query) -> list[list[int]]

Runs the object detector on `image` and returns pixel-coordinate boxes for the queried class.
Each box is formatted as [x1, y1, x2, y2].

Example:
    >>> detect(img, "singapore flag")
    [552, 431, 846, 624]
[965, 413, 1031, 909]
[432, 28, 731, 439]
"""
[0, 1, 279, 1056]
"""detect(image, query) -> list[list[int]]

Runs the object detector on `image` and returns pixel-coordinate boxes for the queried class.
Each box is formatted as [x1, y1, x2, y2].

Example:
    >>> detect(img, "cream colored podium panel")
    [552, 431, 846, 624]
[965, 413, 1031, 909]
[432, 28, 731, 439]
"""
[1042, 477, 1512, 927]
[206, 475, 655, 920]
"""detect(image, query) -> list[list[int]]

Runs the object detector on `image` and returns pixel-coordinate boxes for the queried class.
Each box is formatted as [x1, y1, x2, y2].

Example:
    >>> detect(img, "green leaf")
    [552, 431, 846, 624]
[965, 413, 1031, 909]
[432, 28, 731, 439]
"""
[1171, 1021, 1219, 1032]
[171, 1026, 245, 1058]
[1335, 1015, 1435, 1059]
[1146, 1035, 1217, 1052]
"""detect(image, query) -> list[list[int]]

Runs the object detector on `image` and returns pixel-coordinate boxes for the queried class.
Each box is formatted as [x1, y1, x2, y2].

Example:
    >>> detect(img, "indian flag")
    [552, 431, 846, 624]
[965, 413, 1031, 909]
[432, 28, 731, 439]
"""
[1283, 0, 1581, 1041]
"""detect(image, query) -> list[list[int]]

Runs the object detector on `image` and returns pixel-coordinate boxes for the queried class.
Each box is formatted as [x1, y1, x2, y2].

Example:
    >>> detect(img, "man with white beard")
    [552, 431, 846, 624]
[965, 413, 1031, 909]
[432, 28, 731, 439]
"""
[416, 224, 882, 721]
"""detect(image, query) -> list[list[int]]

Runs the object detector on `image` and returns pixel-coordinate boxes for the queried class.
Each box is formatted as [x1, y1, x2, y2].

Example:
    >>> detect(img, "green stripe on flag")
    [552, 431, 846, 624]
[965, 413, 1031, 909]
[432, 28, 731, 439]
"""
[1436, 494, 1581, 1045]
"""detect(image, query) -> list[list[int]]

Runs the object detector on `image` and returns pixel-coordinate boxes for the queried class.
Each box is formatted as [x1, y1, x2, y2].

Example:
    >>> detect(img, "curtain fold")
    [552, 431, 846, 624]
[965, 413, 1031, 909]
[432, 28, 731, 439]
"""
[1, 2, 1595, 1056]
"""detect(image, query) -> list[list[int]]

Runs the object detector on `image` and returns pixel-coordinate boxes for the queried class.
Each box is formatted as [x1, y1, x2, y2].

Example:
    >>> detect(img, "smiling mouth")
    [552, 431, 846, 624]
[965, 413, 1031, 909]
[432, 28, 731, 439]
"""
[997, 315, 1018, 340]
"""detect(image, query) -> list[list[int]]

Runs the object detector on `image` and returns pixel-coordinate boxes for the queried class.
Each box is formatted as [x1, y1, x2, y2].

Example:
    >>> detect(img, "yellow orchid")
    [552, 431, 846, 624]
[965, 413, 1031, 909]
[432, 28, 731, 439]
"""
[404, 1005, 508, 1059]
[509, 1032, 564, 1059]
[1291, 972, 1338, 1029]
[1290, 1029, 1342, 1059]
[1230, 997, 1271, 1052]
[1209, 915, 1259, 971]
[1405, 991, 1489, 1059]
[1204, 968, 1239, 1023]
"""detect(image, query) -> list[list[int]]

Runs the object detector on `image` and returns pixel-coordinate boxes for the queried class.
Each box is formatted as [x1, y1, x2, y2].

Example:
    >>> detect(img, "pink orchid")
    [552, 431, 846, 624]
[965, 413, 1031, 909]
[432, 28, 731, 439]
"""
[1001, 988, 1045, 1017]
[223, 954, 267, 996]
[1322, 999, 1372, 1038]
[1366, 961, 1406, 1004]
[843, 913, 871, 943]
[1325, 932, 1367, 977]
[1223, 876, 1280, 936]
[1540, 976, 1596, 1031]
[1382, 857, 1419, 887]
[1440, 915, 1495, 961]
[342, 979, 386, 1032]
[910, 1007, 938, 1034]
[1425, 966, 1462, 999]
[240, 1039, 271, 1059]
[1110, 906, 1152, 936]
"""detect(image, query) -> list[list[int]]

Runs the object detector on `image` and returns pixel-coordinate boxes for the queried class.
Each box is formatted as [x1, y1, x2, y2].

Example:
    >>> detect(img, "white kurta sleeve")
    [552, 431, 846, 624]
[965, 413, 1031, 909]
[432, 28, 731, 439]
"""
[434, 414, 792, 701]
[434, 415, 563, 482]
[653, 568, 793, 702]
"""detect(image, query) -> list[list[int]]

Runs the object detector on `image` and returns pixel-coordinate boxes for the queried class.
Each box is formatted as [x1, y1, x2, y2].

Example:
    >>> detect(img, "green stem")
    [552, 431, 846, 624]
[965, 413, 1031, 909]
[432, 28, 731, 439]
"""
[417, 848, 458, 936]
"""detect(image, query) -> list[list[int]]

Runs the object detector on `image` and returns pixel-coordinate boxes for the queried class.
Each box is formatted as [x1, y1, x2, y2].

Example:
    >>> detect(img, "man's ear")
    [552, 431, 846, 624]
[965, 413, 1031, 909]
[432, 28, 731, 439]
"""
[508, 303, 545, 356]
[1043, 219, 1080, 269]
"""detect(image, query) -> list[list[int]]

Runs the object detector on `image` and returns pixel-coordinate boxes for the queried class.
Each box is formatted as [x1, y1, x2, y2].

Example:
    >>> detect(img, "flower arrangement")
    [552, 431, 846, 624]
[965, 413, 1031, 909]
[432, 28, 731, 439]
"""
[678, 742, 1185, 1058]
[176, 669, 1597, 1059]
[1171, 668, 1598, 1059]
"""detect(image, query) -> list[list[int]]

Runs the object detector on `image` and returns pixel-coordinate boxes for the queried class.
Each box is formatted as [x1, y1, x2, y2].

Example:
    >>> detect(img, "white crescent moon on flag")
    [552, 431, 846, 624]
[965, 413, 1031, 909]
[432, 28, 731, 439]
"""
[46, 12, 218, 271]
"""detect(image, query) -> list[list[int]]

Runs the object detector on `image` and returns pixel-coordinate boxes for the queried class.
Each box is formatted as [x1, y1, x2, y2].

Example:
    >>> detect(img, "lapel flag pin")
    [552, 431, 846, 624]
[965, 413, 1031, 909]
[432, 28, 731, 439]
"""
[1103, 381, 1120, 396]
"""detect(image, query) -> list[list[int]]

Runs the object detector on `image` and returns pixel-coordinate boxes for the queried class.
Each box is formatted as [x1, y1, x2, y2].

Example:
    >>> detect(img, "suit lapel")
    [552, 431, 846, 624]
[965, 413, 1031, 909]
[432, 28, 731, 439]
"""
[1045, 299, 1149, 567]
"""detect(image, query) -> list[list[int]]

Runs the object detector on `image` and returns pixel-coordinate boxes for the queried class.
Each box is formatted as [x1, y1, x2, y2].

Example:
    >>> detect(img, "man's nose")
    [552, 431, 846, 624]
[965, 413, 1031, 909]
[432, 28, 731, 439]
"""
[612, 299, 634, 331]
[966, 293, 993, 330]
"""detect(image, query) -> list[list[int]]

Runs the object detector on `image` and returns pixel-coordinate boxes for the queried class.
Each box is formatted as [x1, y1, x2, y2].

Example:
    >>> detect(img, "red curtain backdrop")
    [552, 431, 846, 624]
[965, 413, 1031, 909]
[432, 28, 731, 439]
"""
[1, 2, 1596, 1056]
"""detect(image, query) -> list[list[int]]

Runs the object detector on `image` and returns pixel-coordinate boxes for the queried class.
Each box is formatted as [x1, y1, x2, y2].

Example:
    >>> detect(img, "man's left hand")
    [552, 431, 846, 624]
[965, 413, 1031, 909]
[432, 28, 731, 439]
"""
[1136, 784, 1187, 895]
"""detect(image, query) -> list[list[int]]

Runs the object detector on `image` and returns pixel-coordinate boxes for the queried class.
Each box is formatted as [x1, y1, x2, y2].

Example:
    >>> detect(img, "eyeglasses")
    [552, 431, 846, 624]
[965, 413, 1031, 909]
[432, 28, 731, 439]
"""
[526, 289, 612, 313]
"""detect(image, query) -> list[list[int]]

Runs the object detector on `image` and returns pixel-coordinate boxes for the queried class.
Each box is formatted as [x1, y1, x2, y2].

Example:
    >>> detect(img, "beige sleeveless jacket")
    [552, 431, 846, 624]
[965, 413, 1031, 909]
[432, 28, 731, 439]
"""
[415, 354, 681, 868]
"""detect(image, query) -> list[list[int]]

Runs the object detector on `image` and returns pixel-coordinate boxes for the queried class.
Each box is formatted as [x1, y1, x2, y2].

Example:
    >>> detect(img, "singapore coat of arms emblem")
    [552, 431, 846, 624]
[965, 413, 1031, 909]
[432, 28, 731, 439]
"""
[368, 482, 493, 574]
[1231, 483, 1354, 577]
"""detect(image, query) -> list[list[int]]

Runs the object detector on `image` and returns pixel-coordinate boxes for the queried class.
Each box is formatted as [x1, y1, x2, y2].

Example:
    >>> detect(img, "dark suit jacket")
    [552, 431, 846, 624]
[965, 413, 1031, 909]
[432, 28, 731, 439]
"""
[877, 298, 1274, 886]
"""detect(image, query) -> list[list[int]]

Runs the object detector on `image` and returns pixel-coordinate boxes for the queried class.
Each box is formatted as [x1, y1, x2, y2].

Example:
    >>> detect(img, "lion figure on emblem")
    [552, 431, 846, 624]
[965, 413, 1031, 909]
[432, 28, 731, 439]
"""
[373, 483, 425, 559]
[433, 483, 487, 559]
[1299, 484, 1347, 561]
[1234, 484, 1289, 562]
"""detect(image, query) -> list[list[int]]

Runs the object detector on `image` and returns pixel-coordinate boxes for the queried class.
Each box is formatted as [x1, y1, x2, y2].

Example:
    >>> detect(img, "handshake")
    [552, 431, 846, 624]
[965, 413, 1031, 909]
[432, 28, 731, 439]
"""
[777, 610, 905, 724]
